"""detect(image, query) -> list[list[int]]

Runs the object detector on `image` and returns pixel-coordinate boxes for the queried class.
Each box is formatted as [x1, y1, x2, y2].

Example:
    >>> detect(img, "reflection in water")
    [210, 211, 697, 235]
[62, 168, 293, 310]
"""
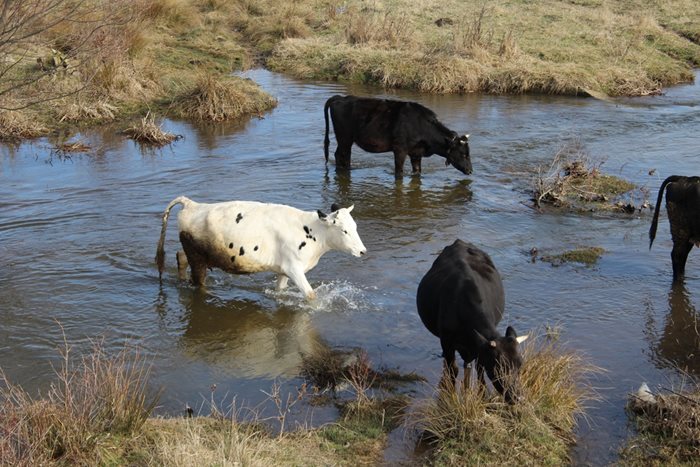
[191, 119, 252, 151]
[649, 284, 700, 374]
[176, 288, 319, 378]
[321, 169, 473, 220]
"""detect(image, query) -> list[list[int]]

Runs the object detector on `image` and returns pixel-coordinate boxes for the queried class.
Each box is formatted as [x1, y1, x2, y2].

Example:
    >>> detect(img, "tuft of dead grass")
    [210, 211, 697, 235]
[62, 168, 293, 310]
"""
[170, 74, 277, 122]
[410, 335, 599, 465]
[123, 112, 182, 147]
[0, 111, 48, 141]
[58, 100, 118, 123]
[532, 139, 643, 212]
[620, 382, 700, 466]
[0, 339, 159, 465]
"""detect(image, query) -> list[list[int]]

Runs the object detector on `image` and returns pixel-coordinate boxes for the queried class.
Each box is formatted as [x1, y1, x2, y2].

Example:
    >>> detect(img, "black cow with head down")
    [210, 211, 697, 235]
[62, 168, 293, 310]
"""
[416, 240, 528, 403]
[649, 175, 700, 282]
[323, 95, 472, 176]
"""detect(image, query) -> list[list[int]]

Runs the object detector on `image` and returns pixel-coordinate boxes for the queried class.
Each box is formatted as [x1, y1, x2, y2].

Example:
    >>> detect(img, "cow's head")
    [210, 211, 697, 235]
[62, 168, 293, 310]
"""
[317, 204, 367, 257]
[446, 133, 472, 175]
[475, 326, 528, 403]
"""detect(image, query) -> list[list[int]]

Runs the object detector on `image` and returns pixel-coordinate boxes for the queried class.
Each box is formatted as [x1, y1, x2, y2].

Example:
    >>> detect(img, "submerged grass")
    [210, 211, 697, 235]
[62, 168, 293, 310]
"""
[540, 246, 606, 266]
[411, 336, 599, 466]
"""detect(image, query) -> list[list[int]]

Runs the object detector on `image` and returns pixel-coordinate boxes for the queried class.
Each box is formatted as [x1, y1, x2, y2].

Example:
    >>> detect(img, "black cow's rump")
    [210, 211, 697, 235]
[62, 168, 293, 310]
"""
[649, 175, 700, 282]
[323, 95, 472, 176]
[416, 239, 526, 403]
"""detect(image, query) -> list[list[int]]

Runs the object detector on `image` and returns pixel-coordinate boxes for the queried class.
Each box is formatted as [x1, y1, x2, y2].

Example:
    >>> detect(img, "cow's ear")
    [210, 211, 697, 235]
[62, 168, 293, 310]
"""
[317, 210, 327, 219]
[460, 134, 469, 144]
[505, 326, 517, 339]
[331, 203, 340, 212]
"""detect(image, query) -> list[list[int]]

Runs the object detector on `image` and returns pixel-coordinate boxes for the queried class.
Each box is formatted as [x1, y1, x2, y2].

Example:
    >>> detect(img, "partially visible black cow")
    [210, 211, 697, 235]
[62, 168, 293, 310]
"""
[649, 175, 700, 282]
[323, 95, 472, 176]
[416, 240, 528, 403]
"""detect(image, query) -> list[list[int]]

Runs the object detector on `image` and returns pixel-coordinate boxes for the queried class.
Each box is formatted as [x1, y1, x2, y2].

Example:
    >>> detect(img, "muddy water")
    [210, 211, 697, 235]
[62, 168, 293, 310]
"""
[1, 69, 699, 464]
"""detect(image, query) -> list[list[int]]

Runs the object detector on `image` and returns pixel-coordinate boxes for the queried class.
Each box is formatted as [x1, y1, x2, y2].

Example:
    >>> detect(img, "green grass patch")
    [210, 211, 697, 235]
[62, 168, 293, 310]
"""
[540, 247, 606, 266]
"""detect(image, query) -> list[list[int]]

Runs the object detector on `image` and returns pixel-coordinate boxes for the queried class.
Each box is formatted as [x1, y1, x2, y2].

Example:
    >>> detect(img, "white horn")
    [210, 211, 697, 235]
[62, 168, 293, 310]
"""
[347, 204, 354, 212]
[516, 335, 529, 344]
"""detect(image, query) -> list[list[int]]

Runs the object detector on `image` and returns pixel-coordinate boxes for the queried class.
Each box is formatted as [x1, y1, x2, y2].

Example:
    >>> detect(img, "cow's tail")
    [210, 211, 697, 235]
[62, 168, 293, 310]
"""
[324, 97, 333, 163]
[156, 196, 189, 279]
[649, 176, 680, 249]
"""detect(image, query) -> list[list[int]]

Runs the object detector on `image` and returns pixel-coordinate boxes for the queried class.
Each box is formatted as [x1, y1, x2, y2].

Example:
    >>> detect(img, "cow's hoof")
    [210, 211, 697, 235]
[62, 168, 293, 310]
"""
[306, 290, 317, 301]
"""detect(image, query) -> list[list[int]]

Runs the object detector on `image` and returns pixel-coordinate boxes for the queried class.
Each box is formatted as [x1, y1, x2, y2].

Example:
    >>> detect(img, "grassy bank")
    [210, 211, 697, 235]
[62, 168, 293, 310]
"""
[1, 336, 597, 465]
[2, 1, 699, 141]
[263, 0, 700, 97]
[0, 0, 277, 142]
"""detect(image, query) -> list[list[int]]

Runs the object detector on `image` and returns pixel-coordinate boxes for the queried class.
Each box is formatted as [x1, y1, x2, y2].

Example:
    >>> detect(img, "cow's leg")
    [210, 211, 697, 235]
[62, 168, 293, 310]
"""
[176, 250, 189, 280]
[334, 141, 353, 170]
[671, 241, 693, 282]
[276, 274, 289, 291]
[463, 362, 472, 389]
[393, 150, 407, 176]
[286, 267, 316, 300]
[440, 340, 458, 387]
[410, 155, 422, 175]
[179, 232, 208, 286]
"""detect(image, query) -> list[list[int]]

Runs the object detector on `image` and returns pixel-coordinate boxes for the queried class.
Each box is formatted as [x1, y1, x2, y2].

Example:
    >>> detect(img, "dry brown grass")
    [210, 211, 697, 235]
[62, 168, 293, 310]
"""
[0, 339, 159, 465]
[171, 74, 277, 122]
[620, 382, 700, 466]
[265, 0, 700, 97]
[532, 139, 642, 212]
[0, 111, 48, 141]
[123, 112, 181, 146]
[410, 336, 599, 465]
[58, 100, 118, 123]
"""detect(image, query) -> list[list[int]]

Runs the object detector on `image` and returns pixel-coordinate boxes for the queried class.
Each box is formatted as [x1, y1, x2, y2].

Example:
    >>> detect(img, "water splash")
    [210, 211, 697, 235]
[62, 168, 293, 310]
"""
[264, 280, 378, 313]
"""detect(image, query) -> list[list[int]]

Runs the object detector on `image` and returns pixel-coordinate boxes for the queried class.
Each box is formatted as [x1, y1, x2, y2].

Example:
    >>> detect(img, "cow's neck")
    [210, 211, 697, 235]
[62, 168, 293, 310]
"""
[426, 124, 455, 158]
[306, 214, 334, 257]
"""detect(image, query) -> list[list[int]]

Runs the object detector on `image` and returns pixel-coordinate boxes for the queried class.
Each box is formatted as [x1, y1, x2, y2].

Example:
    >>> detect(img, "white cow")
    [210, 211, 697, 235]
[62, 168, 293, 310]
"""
[156, 196, 367, 299]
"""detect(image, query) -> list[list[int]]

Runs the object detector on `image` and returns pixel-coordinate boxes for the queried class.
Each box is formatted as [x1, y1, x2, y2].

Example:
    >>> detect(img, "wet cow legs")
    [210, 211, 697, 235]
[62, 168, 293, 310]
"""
[179, 231, 208, 286]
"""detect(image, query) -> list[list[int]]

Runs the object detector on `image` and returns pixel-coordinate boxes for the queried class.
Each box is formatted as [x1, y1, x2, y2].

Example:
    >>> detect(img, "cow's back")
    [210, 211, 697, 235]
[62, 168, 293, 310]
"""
[177, 201, 306, 274]
[417, 240, 504, 339]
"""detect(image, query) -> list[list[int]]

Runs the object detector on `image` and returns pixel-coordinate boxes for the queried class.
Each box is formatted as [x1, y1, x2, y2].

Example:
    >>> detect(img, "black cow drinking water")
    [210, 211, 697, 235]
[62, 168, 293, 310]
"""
[649, 175, 700, 282]
[416, 240, 528, 403]
[323, 95, 472, 176]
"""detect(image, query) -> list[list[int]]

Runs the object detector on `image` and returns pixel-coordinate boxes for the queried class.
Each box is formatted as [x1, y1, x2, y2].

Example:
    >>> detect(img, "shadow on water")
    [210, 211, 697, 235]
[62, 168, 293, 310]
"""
[175, 287, 319, 379]
[646, 283, 700, 375]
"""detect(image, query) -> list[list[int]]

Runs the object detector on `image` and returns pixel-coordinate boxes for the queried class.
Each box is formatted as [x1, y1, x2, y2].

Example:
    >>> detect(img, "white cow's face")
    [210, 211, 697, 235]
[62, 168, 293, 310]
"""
[322, 205, 367, 257]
